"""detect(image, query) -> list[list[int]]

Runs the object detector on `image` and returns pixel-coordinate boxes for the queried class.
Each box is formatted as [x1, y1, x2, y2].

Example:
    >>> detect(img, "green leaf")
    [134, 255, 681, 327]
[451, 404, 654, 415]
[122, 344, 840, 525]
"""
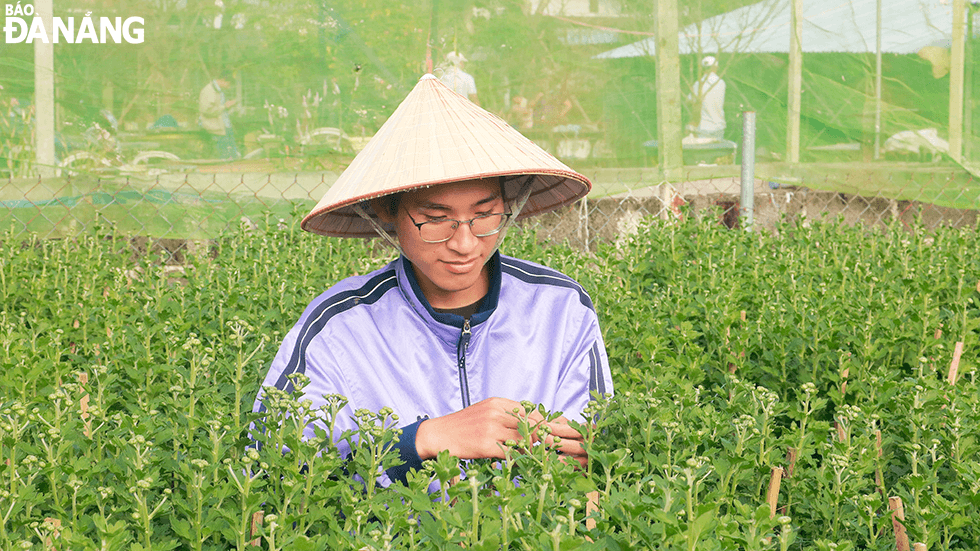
[470, 534, 501, 551]
[905, 474, 927, 491]
[284, 535, 318, 551]
[169, 518, 192, 540]
[571, 476, 597, 493]
[690, 503, 718, 541]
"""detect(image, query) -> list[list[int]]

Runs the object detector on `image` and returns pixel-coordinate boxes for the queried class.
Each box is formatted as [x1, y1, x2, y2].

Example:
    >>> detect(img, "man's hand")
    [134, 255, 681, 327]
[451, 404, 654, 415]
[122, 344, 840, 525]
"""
[414, 397, 587, 467]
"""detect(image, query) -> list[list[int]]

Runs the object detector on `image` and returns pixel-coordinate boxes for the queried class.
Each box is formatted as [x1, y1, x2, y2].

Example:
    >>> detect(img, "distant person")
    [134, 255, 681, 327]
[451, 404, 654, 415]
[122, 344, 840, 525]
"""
[199, 72, 241, 160]
[690, 56, 726, 140]
[438, 51, 479, 105]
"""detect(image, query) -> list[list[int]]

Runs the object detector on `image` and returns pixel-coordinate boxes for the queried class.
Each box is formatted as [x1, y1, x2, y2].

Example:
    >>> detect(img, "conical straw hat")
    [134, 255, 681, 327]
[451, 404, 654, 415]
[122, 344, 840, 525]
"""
[301, 74, 592, 237]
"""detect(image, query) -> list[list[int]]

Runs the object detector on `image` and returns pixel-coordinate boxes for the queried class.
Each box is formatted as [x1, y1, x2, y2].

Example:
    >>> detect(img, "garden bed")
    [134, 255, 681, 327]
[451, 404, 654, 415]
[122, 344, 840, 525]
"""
[1, 215, 978, 549]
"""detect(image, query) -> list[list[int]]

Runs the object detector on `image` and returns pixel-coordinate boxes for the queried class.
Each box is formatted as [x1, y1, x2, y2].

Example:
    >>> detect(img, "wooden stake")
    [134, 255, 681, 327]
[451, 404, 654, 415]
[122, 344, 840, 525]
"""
[766, 467, 783, 518]
[42, 518, 61, 551]
[913, 543, 927, 551]
[889, 496, 910, 551]
[725, 326, 738, 374]
[840, 366, 850, 397]
[78, 372, 90, 405]
[78, 371, 92, 438]
[586, 490, 599, 531]
[740, 310, 746, 322]
[874, 430, 885, 498]
[725, 321, 745, 375]
[948, 342, 963, 385]
[249, 510, 264, 546]
[934, 325, 943, 340]
[779, 449, 796, 517]
[785, 448, 797, 478]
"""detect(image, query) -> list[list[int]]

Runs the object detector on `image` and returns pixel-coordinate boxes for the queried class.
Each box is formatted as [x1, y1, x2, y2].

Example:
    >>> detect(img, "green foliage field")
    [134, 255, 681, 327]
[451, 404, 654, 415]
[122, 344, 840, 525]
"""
[1, 212, 979, 550]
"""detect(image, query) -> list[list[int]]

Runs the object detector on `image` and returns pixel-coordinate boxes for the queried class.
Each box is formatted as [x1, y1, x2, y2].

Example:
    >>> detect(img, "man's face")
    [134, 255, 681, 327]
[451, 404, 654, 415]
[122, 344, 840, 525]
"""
[387, 178, 505, 309]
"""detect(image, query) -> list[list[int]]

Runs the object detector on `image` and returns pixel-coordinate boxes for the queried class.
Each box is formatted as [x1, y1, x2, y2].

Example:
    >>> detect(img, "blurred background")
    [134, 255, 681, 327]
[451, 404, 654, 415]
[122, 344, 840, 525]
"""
[2, 0, 979, 251]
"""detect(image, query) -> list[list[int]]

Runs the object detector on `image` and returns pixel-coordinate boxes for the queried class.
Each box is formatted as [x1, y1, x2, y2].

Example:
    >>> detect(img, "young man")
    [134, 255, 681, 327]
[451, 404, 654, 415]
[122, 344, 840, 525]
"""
[253, 74, 612, 484]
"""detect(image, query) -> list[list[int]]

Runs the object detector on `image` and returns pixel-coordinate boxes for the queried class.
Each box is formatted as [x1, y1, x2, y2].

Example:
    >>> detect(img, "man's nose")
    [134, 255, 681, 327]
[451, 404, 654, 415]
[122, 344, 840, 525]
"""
[446, 221, 479, 252]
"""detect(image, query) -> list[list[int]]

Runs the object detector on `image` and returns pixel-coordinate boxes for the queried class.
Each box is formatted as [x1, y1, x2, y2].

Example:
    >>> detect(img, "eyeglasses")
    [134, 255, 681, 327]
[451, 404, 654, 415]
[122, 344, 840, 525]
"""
[404, 208, 512, 244]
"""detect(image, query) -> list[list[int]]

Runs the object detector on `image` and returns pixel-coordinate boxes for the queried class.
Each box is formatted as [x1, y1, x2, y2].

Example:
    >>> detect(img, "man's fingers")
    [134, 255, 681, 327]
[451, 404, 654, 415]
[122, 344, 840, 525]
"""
[559, 454, 588, 469]
[490, 402, 587, 453]
[544, 420, 583, 439]
[554, 438, 586, 457]
[525, 409, 547, 424]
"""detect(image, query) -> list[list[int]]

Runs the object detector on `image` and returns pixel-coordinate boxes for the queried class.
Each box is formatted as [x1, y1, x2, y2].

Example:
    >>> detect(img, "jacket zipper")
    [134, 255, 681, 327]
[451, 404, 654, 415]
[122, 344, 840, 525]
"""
[456, 318, 472, 408]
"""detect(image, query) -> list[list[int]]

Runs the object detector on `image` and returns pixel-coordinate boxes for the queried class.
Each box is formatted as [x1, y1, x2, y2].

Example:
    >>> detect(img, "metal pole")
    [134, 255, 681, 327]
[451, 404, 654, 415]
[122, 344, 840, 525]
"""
[964, 5, 975, 160]
[950, 0, 967, 162]
[34, 0, 57, 177]
[786, 0, 802, 163]
[654, 0, 683, 178]
[874, 0, 882, 159]
[740, 111, 756, 230]
[581, 196, 589, 252]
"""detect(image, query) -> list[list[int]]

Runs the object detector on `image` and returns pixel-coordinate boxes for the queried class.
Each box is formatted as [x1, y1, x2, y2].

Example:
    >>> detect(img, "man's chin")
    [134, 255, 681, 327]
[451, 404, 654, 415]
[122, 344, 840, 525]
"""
[432, 271, 484, 295]
[435, 274, 478, 292]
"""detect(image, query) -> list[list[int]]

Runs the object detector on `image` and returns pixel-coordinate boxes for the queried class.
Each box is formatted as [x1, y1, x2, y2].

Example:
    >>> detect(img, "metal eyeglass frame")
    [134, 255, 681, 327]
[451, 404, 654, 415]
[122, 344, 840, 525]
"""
[403, 207, 513, 244]
[352, 177, 534, 256]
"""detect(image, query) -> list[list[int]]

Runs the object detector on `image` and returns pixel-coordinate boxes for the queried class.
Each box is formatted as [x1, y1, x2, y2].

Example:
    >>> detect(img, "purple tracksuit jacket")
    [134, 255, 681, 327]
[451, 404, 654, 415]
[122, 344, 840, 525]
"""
[253, 251, 612, 482]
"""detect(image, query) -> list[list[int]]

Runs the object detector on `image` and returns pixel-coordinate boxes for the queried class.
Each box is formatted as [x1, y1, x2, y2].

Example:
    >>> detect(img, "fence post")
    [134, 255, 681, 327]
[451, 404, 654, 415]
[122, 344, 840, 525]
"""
[740, 111, 756, 230]
[578, 197, 590, 252]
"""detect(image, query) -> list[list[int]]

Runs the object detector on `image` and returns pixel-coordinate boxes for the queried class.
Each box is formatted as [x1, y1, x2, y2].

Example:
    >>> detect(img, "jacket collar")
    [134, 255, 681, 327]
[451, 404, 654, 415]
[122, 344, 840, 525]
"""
[397, 251, 501, 334]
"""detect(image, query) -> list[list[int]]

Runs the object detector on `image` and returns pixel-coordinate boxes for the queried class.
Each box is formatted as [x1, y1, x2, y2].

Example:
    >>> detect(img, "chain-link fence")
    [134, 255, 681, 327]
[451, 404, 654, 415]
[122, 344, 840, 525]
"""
[2, 160, 976, 261]
[3, 0, 980, 259]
